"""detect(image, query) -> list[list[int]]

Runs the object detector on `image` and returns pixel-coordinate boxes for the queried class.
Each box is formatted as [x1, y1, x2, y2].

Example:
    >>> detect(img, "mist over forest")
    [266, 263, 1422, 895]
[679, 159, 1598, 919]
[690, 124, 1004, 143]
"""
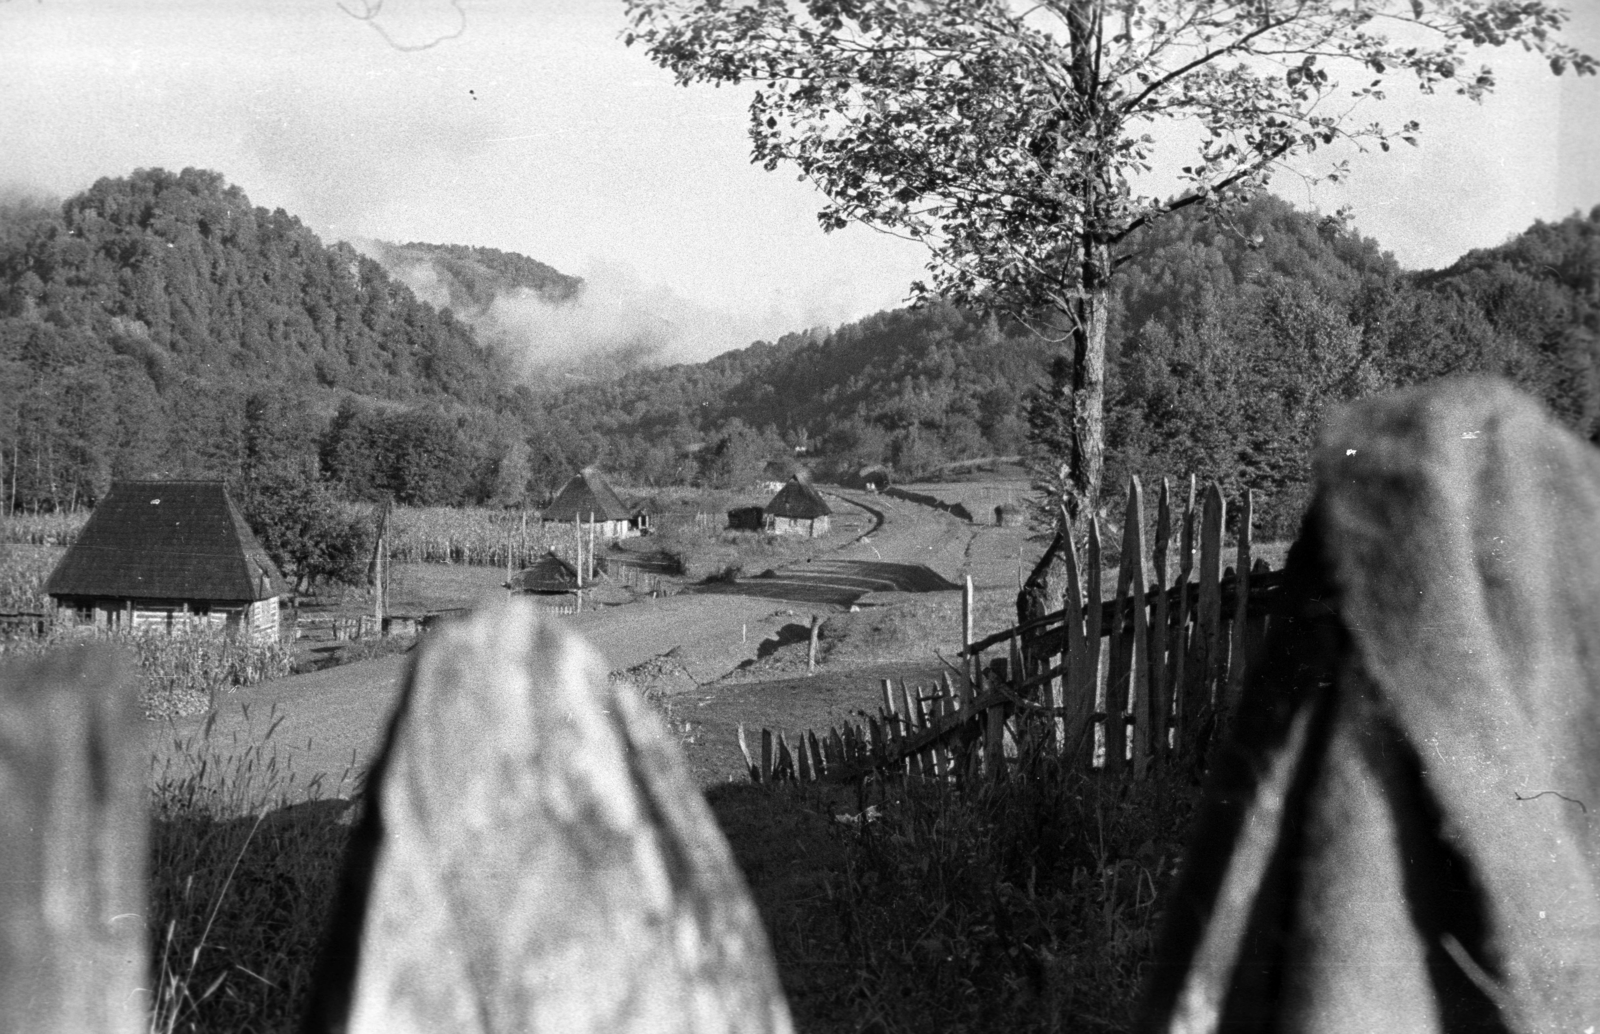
[1, 167, 1595, 535]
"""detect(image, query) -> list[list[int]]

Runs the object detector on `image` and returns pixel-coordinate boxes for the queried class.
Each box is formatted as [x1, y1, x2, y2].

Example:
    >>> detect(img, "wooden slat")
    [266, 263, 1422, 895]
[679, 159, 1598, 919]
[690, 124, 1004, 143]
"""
[807, 731, 825, 779]
[1150, 478, 1172, 763]
[900, 680, 924, 779]
[1059, 513, 1093, 768]
[1105, 486, 1140, 778]
[1, 648, 147, 1034]
[761, 729, 774, 784]
[796, 734, 813, 782]
[1172, 478, 1197, 744]
[826, 728, 845, 772]
[1125, 480, 1153, 779]
[775, 733, 794, 782]
[737, 724, 758, 782]
[1194, 484, 1226, 715]
[1226, 488, 1255, 709]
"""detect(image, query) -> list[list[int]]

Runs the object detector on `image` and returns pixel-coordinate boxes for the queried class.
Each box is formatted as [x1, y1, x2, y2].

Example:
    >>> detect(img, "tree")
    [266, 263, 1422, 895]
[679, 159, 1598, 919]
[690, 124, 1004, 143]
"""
[624, 0, 1594, 518]
[242, 471, 373, 598]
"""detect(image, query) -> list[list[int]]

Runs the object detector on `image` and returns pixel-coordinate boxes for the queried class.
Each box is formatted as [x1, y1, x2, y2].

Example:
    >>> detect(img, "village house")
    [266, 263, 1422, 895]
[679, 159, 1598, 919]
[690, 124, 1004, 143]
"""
[45, 480, 286, 638]
[764, 475, 832, 537]
[542, 468, 648, 538]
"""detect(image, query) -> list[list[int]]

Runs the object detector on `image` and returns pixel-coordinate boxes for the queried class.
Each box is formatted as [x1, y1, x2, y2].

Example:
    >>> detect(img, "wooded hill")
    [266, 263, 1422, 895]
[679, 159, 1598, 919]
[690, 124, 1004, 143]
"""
[0, 167, 1595, 525]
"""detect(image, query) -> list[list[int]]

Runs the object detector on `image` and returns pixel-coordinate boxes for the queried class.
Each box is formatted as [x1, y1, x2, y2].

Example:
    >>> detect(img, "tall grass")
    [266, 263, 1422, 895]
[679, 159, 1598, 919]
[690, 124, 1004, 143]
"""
[748, 762, 1198, 1033]
[148, 706, 357, 1034]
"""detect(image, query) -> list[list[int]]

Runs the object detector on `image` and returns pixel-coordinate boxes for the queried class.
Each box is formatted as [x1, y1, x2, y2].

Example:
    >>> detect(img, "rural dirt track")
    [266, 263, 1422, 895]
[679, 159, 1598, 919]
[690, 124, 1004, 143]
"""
[146, 489, 1001, 796]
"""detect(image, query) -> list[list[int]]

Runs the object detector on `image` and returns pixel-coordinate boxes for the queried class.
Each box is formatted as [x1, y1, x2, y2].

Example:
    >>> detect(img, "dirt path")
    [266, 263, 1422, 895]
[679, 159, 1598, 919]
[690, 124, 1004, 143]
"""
[148, 488, 994, 796]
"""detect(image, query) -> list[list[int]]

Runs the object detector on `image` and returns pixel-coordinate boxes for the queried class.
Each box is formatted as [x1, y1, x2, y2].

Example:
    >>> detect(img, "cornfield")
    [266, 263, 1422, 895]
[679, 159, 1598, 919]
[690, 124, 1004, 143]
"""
[0, 625, 293, 719]
[385, 507, 576, 568]
[0, 545, 60, 612]
[1, 510, 86, 546]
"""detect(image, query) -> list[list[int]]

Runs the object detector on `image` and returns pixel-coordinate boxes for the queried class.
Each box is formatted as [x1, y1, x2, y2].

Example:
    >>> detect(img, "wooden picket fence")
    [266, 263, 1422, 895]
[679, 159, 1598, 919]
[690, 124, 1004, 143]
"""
[741, 476, 1285, 785]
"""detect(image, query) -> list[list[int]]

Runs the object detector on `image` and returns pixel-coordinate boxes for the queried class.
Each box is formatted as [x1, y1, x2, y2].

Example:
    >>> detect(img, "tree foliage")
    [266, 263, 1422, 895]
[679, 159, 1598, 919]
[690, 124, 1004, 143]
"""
[625, 0, 1595, 516]
[241, 471, 372, 596]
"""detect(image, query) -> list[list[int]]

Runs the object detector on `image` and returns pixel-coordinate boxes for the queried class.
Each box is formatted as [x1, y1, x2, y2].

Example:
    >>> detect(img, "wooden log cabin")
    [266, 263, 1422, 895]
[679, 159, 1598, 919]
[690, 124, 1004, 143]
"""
[45, 480, 286, 638]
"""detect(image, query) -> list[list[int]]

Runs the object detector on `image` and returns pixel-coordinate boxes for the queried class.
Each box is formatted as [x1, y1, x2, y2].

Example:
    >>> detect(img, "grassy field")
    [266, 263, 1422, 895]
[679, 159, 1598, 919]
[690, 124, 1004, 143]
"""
[142, 685, 1196, 1034]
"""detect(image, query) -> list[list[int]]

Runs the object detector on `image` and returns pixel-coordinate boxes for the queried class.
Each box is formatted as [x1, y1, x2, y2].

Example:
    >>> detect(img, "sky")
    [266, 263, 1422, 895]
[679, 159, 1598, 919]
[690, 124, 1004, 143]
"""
[2, 0, 1598, 365]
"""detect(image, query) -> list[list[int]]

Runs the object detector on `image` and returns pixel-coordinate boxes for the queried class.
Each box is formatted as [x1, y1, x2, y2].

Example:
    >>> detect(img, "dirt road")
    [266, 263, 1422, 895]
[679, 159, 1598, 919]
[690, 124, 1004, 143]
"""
[147, 488, 1028, 795]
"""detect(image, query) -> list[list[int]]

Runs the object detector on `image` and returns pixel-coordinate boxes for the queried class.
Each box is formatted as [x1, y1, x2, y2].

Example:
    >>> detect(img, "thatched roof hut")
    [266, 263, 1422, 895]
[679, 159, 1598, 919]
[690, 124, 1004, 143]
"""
[507, 552, 580, 595]
[764, 476, 832, 537]
[542, 469, 641, 538]
[46, 480, 285, 636]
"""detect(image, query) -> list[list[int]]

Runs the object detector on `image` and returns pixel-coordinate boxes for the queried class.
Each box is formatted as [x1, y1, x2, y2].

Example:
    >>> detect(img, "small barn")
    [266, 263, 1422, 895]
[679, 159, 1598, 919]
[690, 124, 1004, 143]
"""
[726, 505, 765, 532]
[506, 552, 580, 595]
[542, 469, 640, 539]
[46, 480, 285, 638]
[764, 476, 832, 537]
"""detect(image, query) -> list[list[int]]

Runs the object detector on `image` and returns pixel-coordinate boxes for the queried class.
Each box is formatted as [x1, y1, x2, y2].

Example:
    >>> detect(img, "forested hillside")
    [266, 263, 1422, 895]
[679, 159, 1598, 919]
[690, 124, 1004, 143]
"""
[0, 169, 535, 510]
[0, 166, 1595, 526]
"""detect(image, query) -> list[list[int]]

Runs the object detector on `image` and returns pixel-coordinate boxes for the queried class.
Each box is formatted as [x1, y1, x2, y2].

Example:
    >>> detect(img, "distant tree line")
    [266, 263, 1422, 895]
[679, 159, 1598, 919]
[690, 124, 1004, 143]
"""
[0, 170, 1595, 544]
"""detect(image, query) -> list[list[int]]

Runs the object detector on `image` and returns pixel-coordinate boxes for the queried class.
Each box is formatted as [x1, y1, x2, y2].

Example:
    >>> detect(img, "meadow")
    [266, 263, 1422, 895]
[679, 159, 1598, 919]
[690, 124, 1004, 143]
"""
[142, 691, 1194, 1034]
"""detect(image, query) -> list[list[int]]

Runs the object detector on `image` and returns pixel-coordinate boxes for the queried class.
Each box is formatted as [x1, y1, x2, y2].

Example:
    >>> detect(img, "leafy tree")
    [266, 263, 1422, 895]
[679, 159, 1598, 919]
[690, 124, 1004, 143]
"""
[242, 471, 373, 597]
[625, 0, 1594, 517]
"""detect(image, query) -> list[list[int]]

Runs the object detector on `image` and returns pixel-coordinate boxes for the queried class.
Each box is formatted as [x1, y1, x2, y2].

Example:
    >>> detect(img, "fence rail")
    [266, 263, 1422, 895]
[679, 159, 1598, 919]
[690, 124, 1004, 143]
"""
[744, 476, 1282, 785]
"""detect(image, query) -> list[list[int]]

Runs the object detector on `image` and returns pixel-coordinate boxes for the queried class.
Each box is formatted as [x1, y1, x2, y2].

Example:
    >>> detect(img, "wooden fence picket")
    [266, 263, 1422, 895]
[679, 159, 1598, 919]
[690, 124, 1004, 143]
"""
[1171, 479, 1196, 745]
[1226, 489, 1255, 709]
[1149, 479, 1173, 763]
[1194, 484, 1225, 718]
[1105, 486, 1140, 778]
[1125, 480, 1154, 779]
[1059, 515, 1093, 767]
[1084, 517, 1105, 766]
[748, 475, 1280, 790]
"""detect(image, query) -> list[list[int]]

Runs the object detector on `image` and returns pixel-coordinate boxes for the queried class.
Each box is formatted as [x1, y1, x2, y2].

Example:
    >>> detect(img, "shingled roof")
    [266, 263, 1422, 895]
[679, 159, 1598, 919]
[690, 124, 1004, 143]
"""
[765, 476, 832, 520]
[543, 469, 632, 523]
[46, 481, 285, 602]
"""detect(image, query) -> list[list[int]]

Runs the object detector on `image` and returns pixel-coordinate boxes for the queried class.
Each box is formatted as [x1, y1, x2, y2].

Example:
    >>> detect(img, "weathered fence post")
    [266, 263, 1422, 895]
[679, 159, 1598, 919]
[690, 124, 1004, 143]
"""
[304, 600, 793, 1034]
[1149, 479, 1172, 763]
[807, 613, 820, 674]
[1171, 479, 1197, 746]
[1105, 482, 1144, 778]
[1190, 484, 1226, 724]
[1225, 488, 1255, 709]
[1, 648, 148, 1034]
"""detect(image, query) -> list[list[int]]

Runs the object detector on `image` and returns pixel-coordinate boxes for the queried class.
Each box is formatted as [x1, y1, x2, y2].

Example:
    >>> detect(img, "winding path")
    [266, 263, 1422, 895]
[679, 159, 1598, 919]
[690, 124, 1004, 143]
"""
[146, 488, 990, 796]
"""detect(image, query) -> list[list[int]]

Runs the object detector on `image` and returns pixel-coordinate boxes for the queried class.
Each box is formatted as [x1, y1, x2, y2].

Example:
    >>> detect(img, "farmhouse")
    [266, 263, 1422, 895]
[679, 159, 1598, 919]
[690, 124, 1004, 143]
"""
[542, 469, 645, 538]
[764, 476, 832, 537]
[45, 480, 285, 638]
